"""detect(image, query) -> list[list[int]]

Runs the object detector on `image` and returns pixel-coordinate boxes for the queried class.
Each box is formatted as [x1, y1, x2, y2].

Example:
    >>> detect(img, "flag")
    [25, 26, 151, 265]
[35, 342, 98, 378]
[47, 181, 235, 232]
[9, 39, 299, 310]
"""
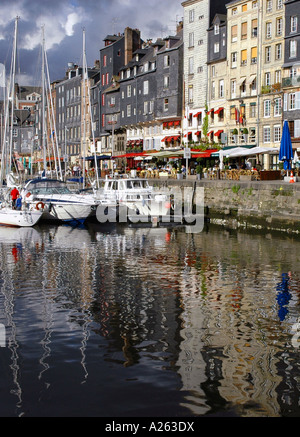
[0, 64, 5, 87]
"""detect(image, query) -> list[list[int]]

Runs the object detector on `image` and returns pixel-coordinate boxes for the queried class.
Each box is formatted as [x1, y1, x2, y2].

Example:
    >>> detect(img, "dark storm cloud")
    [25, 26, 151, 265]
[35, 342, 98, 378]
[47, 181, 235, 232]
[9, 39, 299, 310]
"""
[0, 0, 183, 84]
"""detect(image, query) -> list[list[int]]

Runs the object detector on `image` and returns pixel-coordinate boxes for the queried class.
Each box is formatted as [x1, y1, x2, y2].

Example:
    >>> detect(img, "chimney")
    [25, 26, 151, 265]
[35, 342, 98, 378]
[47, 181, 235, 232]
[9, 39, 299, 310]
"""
[177, 21, 183, 34]
[124, 27, 141, 65]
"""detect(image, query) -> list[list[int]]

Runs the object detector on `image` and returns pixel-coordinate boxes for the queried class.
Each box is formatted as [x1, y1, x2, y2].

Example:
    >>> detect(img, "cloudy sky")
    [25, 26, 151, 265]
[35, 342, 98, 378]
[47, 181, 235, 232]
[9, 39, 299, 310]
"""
[0, 0, 183, 86]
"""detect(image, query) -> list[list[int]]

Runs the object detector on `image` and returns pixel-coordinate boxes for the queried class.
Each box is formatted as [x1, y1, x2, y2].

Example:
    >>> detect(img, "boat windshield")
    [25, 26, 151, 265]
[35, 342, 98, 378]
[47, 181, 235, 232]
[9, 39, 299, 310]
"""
[26, 180, 72, 195]
[126, 180, 150, 189]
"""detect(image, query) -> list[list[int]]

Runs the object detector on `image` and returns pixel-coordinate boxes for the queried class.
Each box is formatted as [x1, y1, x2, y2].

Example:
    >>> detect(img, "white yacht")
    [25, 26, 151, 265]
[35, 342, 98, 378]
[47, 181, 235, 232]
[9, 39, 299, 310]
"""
[96, 176, 173, 223]
[23, 178, 100, 224]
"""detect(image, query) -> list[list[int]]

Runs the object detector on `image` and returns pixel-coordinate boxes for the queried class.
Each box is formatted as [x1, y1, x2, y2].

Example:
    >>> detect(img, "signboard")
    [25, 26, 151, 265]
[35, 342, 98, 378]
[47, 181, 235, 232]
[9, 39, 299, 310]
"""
[63, 154, 69, 162]
[221, 133, 228, 144]
[184, 148, 191, 159]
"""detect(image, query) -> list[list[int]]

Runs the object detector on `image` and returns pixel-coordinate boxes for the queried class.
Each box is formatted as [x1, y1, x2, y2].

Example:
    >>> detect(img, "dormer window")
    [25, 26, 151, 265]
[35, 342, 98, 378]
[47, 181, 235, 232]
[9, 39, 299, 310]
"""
[126, 69, 130, 78]
[214, 24, 220, 35]
[136, 54, 139, 61]
[144, 63, 148, 72]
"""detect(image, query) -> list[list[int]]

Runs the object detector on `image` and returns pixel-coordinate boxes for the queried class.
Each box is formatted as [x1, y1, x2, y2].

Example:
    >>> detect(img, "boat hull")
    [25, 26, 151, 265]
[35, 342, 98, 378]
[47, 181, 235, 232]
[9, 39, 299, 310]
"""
[0, 208, 42, 227]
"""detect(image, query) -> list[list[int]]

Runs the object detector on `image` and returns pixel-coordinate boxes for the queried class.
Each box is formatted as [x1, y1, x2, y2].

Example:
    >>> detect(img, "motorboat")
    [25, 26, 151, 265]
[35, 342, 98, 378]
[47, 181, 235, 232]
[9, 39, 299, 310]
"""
[22, 178, 100, 224]
[95, 176, 173, 223]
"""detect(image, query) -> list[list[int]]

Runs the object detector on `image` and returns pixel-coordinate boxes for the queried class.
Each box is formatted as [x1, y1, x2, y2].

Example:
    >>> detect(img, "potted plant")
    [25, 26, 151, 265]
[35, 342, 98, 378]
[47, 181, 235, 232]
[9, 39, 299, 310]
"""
[242, 128, 248, 143]
[196, 164, 203, 180]
[177, 167, 183, 179]
[232, 128, 238, 143]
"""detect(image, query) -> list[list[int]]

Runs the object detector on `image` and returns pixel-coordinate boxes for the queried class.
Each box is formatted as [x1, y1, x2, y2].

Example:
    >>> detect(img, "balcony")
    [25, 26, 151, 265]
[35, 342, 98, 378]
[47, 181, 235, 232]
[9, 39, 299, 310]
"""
[282, 76, 300, 88]
[261, 83, 282, 94]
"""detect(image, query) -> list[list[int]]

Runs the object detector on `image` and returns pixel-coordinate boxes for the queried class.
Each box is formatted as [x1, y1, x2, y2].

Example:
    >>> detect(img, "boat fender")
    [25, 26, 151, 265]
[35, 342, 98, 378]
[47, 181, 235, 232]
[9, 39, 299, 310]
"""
[36, 202, 45, 211]
[26, 192, 32, 198]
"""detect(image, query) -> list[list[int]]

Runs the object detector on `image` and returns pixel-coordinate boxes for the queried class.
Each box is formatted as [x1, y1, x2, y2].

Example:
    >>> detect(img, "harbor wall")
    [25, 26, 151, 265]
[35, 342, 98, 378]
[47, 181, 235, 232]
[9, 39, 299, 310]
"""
[151, 178, 300, 234]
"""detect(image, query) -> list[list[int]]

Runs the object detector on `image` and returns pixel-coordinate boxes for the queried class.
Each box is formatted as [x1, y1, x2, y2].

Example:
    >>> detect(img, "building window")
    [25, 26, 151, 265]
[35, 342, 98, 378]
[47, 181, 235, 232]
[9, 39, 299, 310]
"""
[143, 80, 149, 95]
[252, 19, 258, 37]
[265, 72, 271, 86]
[291, 16, 298, 33]
[242, 4, 248, 12]
[241, 49, 247, 66]
[276, 18, 283, 36]
[164, 55, 170, 68]
[263, 126, 271, 143]
[164, 75, 170, 88]
[189, 32, 194, 47]
[103, 55, 107, 67]
[214, 43, 220, 53]
[289, 93, 296, 110]
[266, 0, 273, 12]
[250, 103, 256, 118]
[274, 98, 282, 116]
[164, 98, 169, 111]
[231, 80, 236, 98]
[265, 46, 271, 63]
[232, 52, 237, 67]
[241, 22, 247, 40]
[274, 126, 281, 142]
[189, 9, 194, 23]
[127, 85, 131, 98]
[290, 40, 297, 58]
[219, 80, 224, 98]
[231, 25, 238, 42]
[214, 24, 219, 35]
[106, 73, 109, 85]
[264, 100, 271, 117]
[127, 104, 131, 117]
[232, 7, 238, 15]
[277, 0, 283, 9]
[266, 22, 272, 39]
[275, 44, 282, 60]
[251, 46, 257, 64]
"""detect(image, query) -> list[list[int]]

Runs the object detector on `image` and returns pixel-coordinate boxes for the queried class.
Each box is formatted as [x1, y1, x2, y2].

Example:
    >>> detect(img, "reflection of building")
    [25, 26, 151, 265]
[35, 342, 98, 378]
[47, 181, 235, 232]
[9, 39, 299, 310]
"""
[282, 0, 300, 151]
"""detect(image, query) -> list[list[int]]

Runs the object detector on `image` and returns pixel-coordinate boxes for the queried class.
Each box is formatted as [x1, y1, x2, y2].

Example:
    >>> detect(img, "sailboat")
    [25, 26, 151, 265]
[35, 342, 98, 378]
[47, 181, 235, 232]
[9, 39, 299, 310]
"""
[19, 26, 102, 225]
[0, 17, 43, 227]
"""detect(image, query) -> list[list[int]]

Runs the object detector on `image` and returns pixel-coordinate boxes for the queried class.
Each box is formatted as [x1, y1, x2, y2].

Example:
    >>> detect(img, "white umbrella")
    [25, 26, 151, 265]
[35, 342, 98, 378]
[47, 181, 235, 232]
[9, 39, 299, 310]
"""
[293, 150, 299, 164]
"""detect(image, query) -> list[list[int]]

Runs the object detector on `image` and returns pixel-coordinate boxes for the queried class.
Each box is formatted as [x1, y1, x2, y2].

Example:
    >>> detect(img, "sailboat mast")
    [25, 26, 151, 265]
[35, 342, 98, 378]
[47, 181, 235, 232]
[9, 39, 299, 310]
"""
[8, 16, 19, 175]
[42, 25, 47, 177]
[82, 29, 87, 189]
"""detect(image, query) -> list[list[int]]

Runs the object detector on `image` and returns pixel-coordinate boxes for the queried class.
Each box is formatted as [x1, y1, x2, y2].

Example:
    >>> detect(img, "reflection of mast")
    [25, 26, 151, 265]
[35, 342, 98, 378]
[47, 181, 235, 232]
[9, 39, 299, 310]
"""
[0, 245, 23, 415]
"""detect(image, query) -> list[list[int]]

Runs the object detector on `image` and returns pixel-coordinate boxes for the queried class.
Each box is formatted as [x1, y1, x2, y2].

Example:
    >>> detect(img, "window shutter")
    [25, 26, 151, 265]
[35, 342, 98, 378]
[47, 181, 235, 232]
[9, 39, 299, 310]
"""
[295, 120, 300, 138]
[296, 92, 300, 110]
[284, 93, 288, 111]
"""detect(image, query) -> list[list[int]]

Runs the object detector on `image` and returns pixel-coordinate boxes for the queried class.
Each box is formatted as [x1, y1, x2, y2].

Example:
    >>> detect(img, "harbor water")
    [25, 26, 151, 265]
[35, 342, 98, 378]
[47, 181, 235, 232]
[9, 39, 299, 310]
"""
[0, 221, 300, 417]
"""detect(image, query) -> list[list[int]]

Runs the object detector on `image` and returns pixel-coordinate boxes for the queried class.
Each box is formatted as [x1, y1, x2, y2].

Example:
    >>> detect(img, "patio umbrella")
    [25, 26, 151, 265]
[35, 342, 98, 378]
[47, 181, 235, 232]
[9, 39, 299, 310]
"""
[293, 150, 299, 165]
[279, 121, 293, 171]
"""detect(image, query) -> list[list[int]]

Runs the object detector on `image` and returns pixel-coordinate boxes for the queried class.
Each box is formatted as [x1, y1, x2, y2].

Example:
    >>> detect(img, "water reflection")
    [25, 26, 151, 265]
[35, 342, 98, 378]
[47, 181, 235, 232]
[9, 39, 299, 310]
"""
[0, 223, 300, 417]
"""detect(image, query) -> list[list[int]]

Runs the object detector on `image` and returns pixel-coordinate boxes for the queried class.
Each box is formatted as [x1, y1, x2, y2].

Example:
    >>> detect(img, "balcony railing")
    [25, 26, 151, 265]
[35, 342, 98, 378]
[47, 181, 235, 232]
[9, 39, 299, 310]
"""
[282, 76, 300, 88]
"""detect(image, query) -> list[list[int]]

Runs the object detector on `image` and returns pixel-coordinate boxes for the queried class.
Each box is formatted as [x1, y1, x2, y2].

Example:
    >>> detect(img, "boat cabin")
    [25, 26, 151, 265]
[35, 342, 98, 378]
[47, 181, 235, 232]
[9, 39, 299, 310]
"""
[25, 179, 72, 195]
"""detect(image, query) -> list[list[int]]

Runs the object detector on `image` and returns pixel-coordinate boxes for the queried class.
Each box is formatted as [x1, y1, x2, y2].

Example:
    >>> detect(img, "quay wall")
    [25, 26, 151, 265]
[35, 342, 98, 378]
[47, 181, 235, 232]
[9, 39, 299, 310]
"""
[151, 178, 300, 234]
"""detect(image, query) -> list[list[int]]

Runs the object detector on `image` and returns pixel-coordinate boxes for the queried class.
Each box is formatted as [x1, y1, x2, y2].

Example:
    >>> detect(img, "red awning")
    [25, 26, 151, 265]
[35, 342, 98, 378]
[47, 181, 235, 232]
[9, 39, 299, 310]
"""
[191, 149, 218, 159]
[214, 130, 224, 136]
[166, 136, 173, 142]
[195, 131, 201, 136]
[193, 112, 201, 117]
[184, 132, 192, 137]
[207, 109, 214, 115]
[161, 137, 167, 142]
[214, 107, 224, 115]
[207, 131, 214, 136]
[173, 135, 180, 141]
[174, 120, 181, 126]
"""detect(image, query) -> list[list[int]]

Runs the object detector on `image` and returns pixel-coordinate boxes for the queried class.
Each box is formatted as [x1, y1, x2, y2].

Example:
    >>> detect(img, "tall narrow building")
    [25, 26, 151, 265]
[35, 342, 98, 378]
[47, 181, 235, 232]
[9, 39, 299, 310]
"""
[181, 0, 227, 143]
